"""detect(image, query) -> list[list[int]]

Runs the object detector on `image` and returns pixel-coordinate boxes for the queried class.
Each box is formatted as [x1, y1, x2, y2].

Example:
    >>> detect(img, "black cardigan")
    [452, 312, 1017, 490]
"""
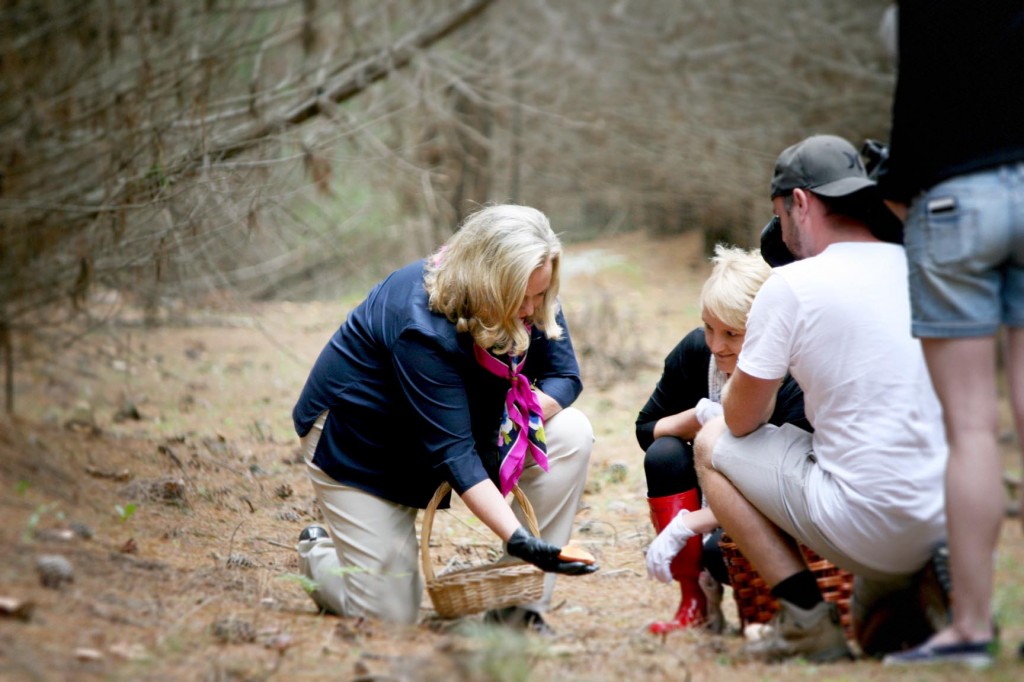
[635, 327, 811, 451]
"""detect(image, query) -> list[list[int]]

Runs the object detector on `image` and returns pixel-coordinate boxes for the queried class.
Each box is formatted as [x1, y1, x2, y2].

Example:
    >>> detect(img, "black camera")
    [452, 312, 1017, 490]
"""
[760, 215, 795, 267]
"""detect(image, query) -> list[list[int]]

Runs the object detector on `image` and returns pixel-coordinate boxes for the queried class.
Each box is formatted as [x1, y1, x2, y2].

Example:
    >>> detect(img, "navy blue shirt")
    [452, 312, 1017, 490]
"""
[293, 260, 583, 509]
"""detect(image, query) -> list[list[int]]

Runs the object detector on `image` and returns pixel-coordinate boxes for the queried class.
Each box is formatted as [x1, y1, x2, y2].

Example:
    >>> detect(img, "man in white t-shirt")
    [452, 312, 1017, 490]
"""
[694, 135, 949, 663]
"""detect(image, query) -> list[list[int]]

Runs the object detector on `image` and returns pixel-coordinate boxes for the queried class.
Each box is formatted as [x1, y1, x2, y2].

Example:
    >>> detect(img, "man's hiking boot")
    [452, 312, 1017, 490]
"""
[740, 599, 853, 663]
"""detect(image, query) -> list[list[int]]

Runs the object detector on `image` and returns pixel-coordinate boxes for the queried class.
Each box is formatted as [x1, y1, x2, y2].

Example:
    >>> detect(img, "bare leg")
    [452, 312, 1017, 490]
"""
[1006, 329, 1024, 530]
[693, 418, 805, 587]
[921, 336, 1002, 645]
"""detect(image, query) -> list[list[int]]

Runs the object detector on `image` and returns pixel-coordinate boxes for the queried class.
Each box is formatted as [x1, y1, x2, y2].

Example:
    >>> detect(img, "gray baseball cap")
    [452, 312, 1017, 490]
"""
[770, 134, 875, 199]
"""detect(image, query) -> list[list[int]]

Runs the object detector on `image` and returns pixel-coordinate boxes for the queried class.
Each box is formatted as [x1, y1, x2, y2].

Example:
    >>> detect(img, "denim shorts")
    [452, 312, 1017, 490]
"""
[904, 161, 1024, 337]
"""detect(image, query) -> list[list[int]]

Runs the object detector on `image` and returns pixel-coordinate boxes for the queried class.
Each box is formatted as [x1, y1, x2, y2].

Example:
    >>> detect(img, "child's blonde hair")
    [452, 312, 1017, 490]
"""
[700, 244, 771, 330]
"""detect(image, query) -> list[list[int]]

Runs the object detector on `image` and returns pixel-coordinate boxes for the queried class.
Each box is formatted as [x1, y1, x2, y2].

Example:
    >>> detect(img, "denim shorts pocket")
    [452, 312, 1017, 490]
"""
[923, 196, 975, 266]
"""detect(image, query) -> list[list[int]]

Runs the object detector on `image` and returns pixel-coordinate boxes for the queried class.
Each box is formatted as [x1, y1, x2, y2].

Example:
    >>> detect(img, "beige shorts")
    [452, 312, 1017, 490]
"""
[712, 422, 933, 637]
[711, 422, 895, 581]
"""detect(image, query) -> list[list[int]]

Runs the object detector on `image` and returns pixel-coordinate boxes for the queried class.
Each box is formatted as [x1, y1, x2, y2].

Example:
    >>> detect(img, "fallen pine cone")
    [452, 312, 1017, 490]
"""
[210, 617, 256, 644]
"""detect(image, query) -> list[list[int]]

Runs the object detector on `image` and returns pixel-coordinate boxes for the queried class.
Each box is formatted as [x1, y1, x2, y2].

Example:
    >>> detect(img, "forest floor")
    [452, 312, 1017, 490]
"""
[1, 231, 1023, 682]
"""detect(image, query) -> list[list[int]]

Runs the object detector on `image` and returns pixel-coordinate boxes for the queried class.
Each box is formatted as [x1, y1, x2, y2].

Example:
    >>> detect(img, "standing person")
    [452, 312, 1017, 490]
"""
[292, 204, 598, 631]
[636, 244, 811, 634]
[693, 135, 949, 663]
[878, 1, 1024, 668]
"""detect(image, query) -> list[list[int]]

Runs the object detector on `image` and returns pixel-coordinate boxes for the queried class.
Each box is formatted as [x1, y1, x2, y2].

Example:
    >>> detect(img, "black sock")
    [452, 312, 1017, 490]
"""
[771, 570, 823, 610]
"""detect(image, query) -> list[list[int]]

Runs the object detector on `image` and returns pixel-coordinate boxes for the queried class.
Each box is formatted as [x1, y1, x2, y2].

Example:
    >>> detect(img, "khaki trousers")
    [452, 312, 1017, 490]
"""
[297, 407, 594, 624]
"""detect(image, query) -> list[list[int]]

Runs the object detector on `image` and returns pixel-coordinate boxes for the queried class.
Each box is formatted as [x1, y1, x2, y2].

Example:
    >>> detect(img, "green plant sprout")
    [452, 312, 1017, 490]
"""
[23, 502, 62, 541]
[115, 502, 138, 522]
[278, 573, 320, 594]
[278, 565, 381, 596]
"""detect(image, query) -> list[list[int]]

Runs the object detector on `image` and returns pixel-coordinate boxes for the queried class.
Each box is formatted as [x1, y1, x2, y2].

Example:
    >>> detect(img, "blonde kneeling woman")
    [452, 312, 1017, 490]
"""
[292, 204, 598, 631]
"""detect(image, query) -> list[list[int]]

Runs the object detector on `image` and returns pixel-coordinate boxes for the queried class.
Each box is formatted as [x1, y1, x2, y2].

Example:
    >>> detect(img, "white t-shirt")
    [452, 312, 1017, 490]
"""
[738, 242, 947, 574]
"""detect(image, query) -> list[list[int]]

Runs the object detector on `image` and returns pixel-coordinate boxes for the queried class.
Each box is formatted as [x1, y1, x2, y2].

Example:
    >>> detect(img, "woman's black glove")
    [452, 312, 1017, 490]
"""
[505, 526, 598, 575]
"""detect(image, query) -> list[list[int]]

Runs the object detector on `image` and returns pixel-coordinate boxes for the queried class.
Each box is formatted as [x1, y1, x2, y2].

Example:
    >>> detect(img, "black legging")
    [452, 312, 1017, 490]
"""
[644, 436, 729, 585]
[644, 436, 698, 496]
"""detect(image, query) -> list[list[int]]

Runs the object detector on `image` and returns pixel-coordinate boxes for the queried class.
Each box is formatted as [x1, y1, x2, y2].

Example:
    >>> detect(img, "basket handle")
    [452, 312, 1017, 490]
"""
[420, 481, 540, 586]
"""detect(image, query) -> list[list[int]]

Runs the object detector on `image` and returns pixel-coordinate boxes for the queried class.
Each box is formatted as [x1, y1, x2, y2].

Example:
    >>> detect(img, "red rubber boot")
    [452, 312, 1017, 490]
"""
[647, 489, 707, 633]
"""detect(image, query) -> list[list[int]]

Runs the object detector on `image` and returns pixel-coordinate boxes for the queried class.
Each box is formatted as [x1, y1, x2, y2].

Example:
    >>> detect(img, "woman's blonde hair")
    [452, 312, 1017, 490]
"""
[424, 204, 563, 355]
[700, 244, 771, 330]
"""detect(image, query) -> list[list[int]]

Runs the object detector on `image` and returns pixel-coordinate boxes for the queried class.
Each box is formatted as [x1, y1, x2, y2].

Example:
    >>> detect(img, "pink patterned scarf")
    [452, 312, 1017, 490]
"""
[473, 341, 549, 495]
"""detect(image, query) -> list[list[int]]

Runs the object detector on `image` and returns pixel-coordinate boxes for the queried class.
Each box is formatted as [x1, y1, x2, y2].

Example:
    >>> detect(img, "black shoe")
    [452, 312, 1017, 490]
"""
[299, 525, 329, 542]
[483, 606, 554, 635]
[883, 639, 998, 669]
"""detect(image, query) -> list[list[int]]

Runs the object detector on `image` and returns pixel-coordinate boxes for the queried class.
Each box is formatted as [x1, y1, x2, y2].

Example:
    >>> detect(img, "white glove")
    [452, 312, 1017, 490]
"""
[695, 398, 724, 426]
[645, 509, 696, 583]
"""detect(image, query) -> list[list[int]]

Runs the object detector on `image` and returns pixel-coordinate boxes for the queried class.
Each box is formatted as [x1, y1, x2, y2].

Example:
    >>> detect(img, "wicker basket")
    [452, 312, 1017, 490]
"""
[719, 533, 854, 636]
[420, 481, 545, 619]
